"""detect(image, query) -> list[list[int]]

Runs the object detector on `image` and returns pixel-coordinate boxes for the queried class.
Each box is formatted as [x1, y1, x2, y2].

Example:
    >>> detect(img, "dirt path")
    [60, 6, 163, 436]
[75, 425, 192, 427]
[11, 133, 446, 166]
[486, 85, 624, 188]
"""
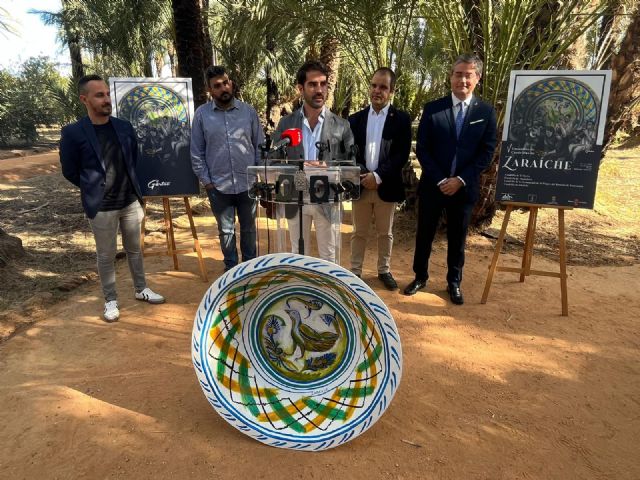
[1, 248, 639, 479]
[1, 152, 639, 479]
[0, 151, 60, 182]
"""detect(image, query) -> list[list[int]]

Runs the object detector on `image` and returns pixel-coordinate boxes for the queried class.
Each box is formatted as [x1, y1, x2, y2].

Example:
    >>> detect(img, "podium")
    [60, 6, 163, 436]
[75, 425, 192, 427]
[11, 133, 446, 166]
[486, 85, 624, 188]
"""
[248, 162, 360, 264]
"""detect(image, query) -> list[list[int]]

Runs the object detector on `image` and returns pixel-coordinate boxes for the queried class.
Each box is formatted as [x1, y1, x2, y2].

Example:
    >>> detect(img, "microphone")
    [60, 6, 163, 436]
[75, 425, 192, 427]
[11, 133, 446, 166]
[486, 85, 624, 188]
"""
[349, 144, 358, 160]
[269, 128, 302, 153]
[315, 140, 330, 161]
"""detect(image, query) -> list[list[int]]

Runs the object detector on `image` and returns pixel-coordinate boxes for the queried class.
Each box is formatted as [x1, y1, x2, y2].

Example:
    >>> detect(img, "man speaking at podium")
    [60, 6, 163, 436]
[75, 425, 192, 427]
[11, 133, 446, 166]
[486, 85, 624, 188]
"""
[191, 65, 264, 272]
[272, 60, 354, 263]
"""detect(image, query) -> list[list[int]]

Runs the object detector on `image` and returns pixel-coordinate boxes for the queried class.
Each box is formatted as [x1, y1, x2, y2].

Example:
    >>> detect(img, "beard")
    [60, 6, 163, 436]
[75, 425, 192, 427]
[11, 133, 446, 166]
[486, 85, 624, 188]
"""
[217, 91, 233, 105]
[307, 94, 325, 108]
[98, 104, 112, 116]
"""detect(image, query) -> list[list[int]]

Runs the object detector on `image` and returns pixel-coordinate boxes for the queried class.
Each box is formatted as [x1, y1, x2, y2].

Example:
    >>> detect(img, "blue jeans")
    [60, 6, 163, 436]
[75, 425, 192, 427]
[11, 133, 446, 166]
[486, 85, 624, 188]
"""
[207, 187, 257, 270]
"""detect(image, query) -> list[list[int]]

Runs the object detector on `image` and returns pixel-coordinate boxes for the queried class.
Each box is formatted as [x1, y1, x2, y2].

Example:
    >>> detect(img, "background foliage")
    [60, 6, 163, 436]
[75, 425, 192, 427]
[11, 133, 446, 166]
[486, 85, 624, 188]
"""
[1, 0, 638, 223]
[0, 57, 73, 145]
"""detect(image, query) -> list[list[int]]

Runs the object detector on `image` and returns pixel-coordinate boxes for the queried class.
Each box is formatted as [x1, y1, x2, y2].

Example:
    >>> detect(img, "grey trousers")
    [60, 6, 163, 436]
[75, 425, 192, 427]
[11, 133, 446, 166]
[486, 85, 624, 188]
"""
[88, 200, 146, 301]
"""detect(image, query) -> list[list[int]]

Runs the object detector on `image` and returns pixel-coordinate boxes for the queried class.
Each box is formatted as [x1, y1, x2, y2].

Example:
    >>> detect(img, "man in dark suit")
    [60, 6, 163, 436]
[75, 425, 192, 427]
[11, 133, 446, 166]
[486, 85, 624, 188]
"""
[348, 67, 411, 290]
[60, 75, 164, 323]
[272, 60, 354, 263]
[404, 54, 497, 304]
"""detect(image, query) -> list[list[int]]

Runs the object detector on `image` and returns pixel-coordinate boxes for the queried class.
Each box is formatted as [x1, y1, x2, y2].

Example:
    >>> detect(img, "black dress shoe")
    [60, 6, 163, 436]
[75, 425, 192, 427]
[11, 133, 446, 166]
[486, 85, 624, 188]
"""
[378, 272, 398, 290]
[403, 279, 427, 296]
[447, 284, 464, 305]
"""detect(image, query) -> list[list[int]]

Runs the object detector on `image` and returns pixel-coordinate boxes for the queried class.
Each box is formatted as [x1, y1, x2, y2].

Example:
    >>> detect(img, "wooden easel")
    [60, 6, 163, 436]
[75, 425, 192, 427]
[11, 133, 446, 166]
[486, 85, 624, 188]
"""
[140, 196, 208, 282]
[481, 201, 572, 316]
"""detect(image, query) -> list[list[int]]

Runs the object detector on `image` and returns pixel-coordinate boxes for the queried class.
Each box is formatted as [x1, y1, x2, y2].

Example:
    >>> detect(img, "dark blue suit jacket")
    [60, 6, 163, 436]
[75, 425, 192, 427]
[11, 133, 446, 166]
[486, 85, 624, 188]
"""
[348, 105, 412, 203]
[416, 95, 497, 203]
[59, 116, 143, 219]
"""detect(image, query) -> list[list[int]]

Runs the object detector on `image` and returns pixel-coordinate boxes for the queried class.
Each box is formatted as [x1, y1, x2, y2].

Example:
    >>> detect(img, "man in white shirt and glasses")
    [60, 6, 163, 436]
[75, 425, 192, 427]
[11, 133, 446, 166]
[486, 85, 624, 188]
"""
[348, 67, 411, 290]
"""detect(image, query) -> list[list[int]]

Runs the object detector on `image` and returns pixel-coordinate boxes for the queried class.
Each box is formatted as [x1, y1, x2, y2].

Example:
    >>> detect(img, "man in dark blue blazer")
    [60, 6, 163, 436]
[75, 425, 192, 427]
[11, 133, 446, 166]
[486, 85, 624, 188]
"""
[60, 75, 164, 323]
[348, 67, 411, 290]
[404, 54, 497, 304]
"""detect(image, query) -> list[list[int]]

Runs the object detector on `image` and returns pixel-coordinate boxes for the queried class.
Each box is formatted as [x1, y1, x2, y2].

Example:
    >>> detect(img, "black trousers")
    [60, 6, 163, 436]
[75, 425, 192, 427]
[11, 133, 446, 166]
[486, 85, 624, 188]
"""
[412, 185, 473, 285]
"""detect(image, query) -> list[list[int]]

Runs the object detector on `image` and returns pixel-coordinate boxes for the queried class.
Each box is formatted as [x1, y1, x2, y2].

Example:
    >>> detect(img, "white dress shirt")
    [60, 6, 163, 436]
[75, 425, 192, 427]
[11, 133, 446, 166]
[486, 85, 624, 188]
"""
[365, 103, 390, 185]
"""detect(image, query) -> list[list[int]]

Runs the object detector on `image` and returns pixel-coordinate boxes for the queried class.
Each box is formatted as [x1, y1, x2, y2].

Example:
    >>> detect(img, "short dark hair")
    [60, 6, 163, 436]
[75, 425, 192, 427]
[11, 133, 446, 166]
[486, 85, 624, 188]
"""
[206, 65, 227, 85]
[452, 54, 483, 76]
[372, 67, 397, 91]
[296, 60, 329, 86]
[78, 74, 104, 95]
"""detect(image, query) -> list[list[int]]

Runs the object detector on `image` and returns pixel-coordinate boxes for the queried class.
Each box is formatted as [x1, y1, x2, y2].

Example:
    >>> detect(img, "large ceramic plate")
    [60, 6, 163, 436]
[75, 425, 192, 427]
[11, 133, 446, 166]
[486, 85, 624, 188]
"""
[192, 253, 402, 450]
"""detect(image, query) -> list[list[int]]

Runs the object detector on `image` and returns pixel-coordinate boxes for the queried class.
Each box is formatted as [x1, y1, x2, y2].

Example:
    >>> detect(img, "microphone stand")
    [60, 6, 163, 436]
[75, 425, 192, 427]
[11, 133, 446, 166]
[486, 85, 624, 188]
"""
[297, 152, 305, 255]
[259, 140, 271, 254]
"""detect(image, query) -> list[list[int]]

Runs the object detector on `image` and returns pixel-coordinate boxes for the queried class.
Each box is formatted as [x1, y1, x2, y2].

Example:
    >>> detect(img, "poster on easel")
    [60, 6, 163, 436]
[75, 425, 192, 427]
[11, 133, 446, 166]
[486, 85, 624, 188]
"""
[110, 77, 200, 197]
[496, 70, 612, 209]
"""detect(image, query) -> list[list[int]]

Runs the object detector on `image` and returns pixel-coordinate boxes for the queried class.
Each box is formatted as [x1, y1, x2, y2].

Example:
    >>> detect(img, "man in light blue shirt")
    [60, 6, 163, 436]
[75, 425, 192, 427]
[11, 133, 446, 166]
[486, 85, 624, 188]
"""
[191, 65, 264, 271]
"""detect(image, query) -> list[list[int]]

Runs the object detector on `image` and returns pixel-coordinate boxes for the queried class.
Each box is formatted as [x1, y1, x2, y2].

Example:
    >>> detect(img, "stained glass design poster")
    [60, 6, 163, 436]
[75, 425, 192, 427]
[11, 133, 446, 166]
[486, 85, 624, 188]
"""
[496, 71, 611, 209]
[111, 77, 199, 197]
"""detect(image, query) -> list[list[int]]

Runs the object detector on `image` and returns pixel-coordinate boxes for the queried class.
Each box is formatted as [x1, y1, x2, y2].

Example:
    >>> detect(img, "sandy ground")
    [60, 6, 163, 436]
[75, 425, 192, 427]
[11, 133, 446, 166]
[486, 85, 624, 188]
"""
[1, 153, 639, 479]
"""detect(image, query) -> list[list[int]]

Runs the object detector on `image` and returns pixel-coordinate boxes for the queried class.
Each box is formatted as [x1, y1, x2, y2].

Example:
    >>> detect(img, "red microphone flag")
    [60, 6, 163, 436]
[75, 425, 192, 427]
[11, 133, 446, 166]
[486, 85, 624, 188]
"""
[281, 128, 302, 147]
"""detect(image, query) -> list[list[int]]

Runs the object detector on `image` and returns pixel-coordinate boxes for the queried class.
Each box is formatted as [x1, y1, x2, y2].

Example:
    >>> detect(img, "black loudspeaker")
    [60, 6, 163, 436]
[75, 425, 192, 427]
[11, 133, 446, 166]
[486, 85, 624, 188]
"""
[275, 174, 296, 202]
[309, 175, 330, 204]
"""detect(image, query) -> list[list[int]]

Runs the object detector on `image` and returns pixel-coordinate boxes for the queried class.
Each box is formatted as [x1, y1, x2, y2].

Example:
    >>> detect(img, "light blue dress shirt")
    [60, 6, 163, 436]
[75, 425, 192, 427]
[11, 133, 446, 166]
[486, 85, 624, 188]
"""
[190, 98, 264, 194]
[301, 107, 325, 160]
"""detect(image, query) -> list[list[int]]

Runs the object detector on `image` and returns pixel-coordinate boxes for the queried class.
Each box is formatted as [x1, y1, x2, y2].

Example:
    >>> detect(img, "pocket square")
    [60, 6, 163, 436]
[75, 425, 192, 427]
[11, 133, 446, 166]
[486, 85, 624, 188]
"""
[469, 119, 485, 125]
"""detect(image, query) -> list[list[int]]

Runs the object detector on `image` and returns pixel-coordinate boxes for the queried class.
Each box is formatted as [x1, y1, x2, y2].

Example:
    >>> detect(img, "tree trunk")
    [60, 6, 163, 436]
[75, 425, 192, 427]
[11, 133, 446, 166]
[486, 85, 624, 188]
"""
[604, 10, 640, 149]
[559, 33, 588, 69]
[473, 141, 502, 228]
[167, 41, 177, 77]
[265, 33, 280, 134]
[519, 2, 558, 68]
[143, 49, 153, 77]
[319, 36, 340, 112]
[154, 51, 165, 77]
[200, 0, 213, 69]
[61, 0, 83, 84]
[171, 0, 208, 107]
[68, 40, 84, 83]
[341, 80, 353, 119]
[462, 0, 483, 55]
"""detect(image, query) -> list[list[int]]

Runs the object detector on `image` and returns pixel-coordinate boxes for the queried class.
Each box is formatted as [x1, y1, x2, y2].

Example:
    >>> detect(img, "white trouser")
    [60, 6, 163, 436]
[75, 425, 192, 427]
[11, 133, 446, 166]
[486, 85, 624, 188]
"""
[287, 204, 337, 263]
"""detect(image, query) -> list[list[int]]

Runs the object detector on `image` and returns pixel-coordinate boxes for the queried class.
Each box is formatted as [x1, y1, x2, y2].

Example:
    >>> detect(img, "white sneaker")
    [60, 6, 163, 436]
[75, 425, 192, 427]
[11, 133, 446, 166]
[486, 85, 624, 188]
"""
[103, 300, 120, 322]
[135, 287, 165, 304]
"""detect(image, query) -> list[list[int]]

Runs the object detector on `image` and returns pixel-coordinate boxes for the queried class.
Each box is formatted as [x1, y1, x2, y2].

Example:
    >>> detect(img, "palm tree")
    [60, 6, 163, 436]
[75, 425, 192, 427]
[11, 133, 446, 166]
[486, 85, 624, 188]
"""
[172, 0, 208, 107]
[200, 0, 214, 69]
[277, 0, 419, 85]
[30, 0, 85, 83]
[213, 0, 307, 126]
[604, 6, 640, 149]
[0, 6, 17, 37]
